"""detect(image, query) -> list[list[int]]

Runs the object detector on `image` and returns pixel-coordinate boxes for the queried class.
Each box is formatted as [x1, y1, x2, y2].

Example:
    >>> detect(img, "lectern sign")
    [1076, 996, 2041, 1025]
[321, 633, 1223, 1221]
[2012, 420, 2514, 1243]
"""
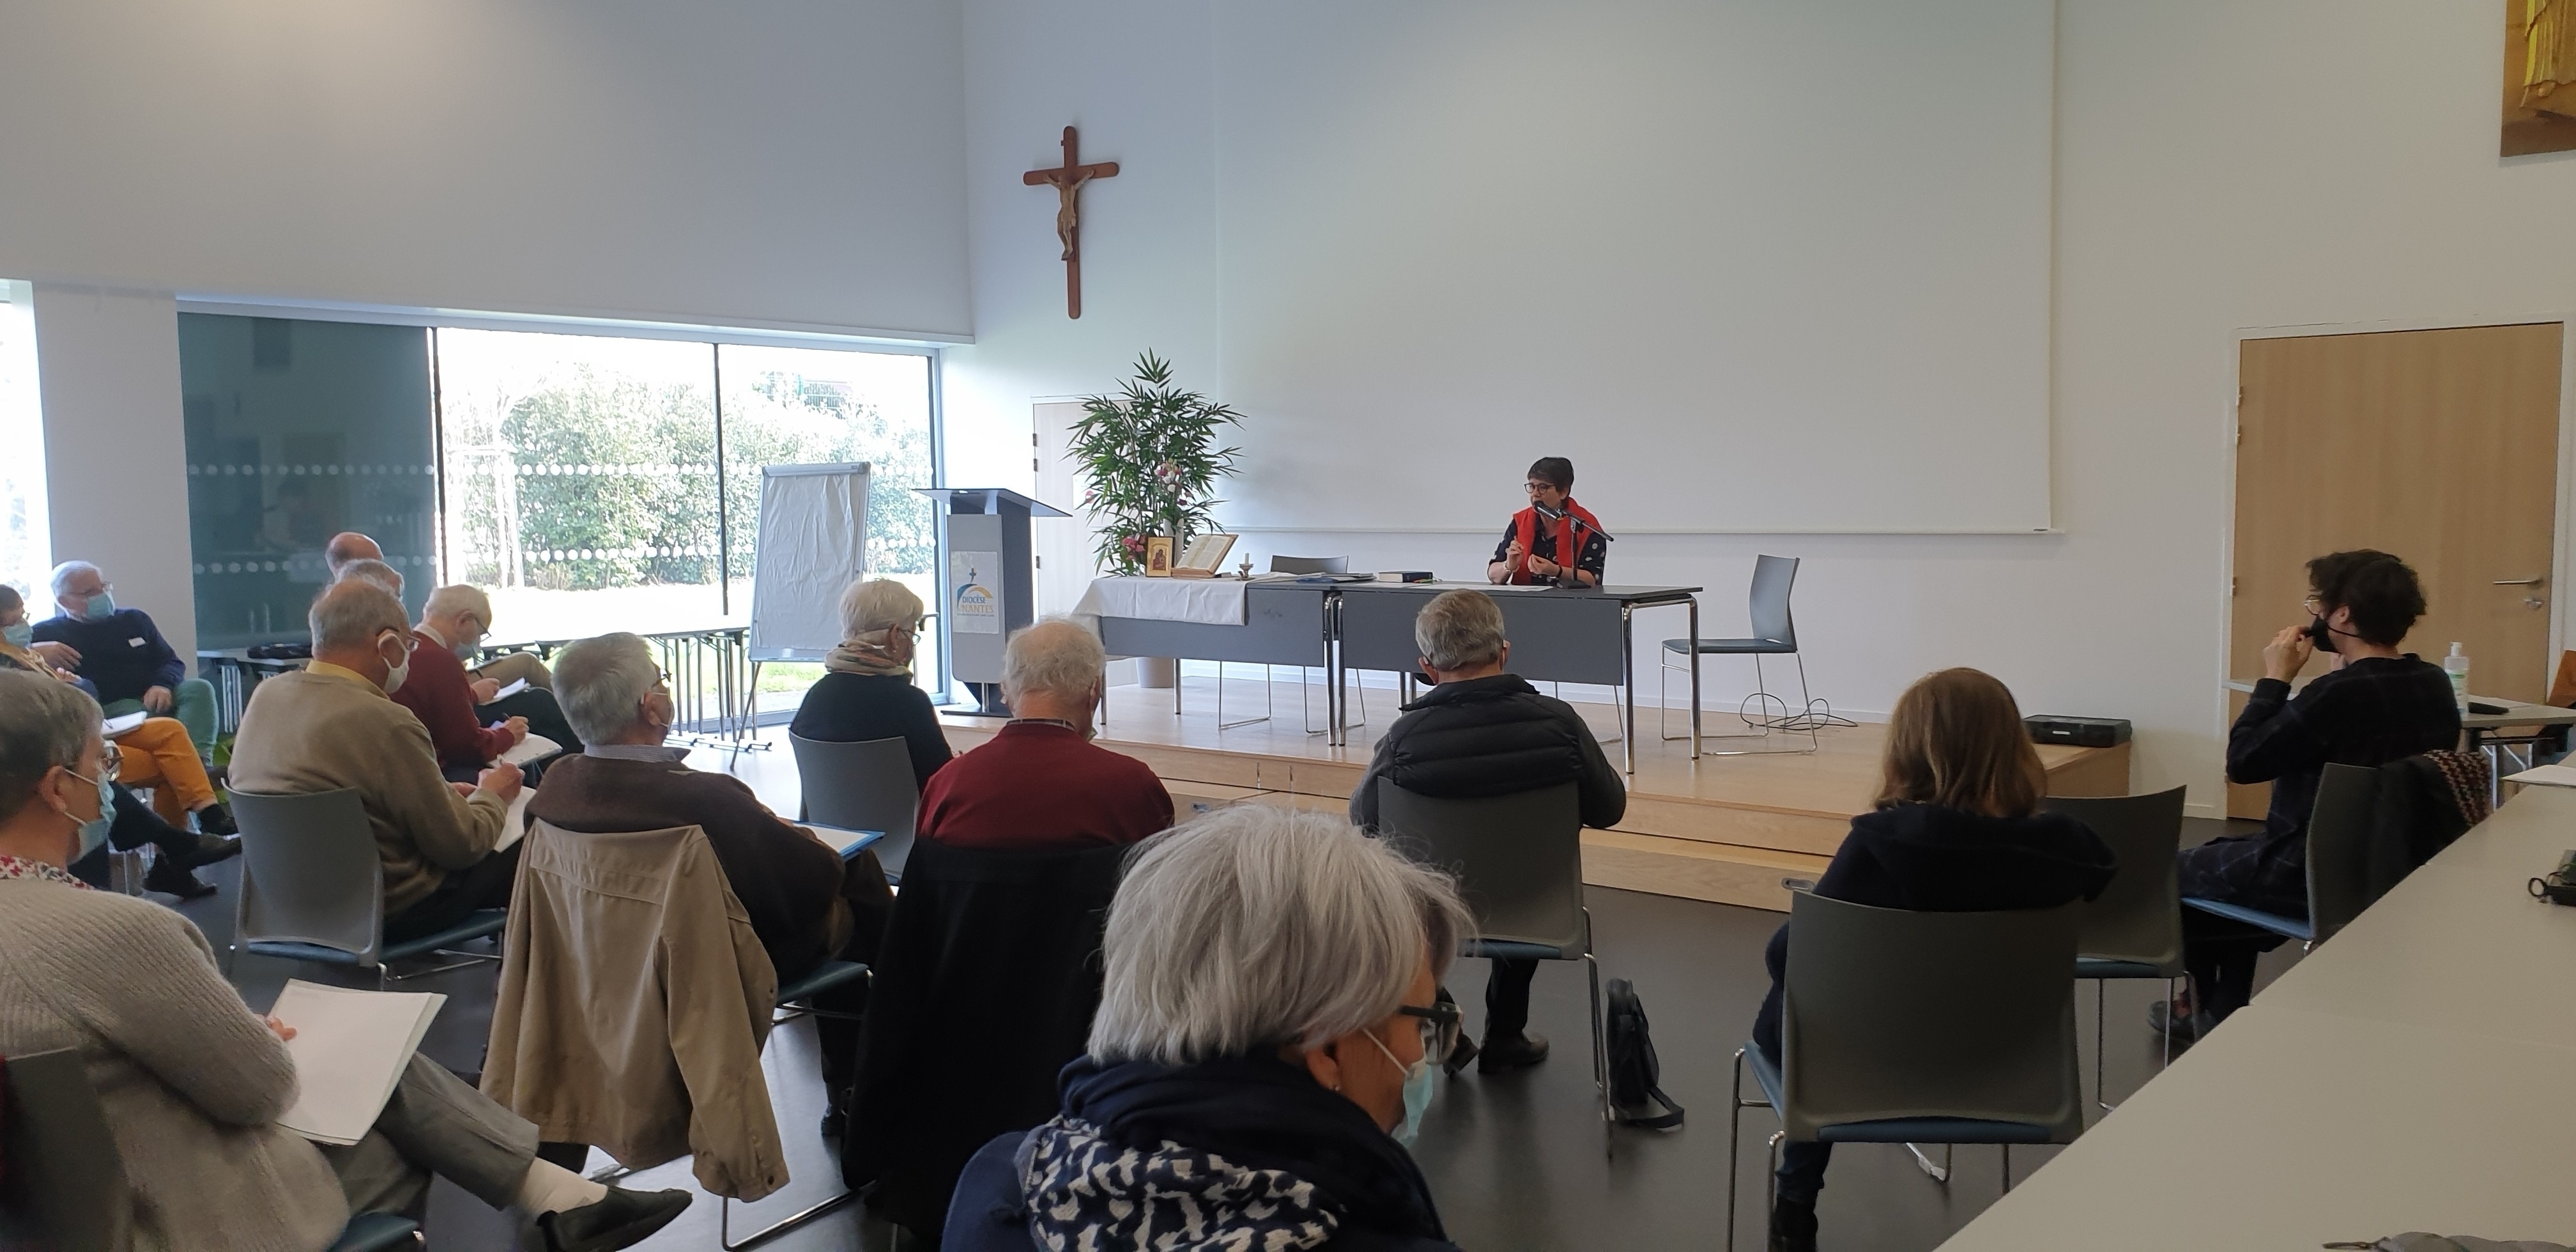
[951, 551, 1000, 634]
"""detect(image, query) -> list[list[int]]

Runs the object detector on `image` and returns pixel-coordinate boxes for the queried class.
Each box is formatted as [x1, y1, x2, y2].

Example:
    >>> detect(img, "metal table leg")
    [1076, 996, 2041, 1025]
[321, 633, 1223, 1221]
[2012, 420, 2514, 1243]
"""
[1689, 596, 1703, 761]
[1620, 604, 1636, 774]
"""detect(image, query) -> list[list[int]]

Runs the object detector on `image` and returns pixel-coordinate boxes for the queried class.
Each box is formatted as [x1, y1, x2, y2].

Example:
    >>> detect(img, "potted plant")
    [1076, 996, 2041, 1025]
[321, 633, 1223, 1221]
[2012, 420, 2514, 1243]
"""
[1068, 351, 1245, 687]
[1070, 351, 1245, 575]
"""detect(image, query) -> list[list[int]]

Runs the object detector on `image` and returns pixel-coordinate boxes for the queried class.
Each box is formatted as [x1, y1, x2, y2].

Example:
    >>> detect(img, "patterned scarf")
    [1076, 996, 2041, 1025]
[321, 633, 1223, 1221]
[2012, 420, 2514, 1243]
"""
[2425, 749, 2494, 828]
[1022, 1115, 1337, 1252]
[824, 632, 913, 678]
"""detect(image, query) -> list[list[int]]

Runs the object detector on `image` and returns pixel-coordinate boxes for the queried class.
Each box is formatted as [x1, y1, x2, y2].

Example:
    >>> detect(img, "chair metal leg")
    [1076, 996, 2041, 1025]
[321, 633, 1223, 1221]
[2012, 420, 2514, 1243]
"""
[721, 1188, 857, 1251]
[2162, 976, 2177, 1073]
[1727, 1048, 1745, 1252]
[1582, 908, 1609, 1159]
[1212, 662, 1269, 730]
[2000, 1144, 2012, 1193]
[1906, 1142, 1952, 1184]
[2094, 977, 2111, 1113]
[1765, 1131, 1784, 1239]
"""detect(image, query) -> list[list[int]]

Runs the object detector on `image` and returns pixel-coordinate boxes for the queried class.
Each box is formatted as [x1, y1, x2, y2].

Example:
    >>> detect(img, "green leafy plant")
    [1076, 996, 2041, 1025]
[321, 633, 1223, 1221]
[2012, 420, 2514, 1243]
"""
[1068, 352, 1245, 574]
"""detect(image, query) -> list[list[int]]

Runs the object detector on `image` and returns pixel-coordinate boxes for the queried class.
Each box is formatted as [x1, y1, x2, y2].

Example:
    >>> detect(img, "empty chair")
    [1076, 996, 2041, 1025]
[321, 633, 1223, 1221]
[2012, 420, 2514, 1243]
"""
[0, 1048, 422, 1252]
[2042, 786, 2188, 1110]
[227, 788, 503, 986]
[1727, 894, 2085, 1251]
[1269, 554, 1348, 574]
[791, 732, 919, 881]
[843, 835, 1130, 1240]
[1662, 554, 1830, 751]
[1377, 780, 1609, 1152]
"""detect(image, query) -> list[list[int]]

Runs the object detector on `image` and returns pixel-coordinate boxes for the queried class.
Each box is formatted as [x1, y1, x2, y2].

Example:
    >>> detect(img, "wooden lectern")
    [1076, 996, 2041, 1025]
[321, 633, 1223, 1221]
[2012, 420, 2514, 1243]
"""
[918, 487, 1071, 715]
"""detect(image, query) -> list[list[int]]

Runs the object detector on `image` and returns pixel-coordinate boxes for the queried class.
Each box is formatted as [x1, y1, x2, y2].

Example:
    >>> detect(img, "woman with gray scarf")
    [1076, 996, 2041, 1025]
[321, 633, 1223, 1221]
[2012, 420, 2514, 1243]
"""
[789, 579, 954, 788]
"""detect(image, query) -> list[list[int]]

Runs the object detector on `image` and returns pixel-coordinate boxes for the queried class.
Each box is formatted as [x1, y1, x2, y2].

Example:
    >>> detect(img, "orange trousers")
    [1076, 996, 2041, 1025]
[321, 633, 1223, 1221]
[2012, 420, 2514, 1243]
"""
[111, 716, 217, 826]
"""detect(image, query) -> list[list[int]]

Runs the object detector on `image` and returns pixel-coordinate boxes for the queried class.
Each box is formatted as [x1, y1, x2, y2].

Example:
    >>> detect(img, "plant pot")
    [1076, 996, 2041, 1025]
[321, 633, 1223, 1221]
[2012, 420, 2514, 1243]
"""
[1138, 657, 1178, 689]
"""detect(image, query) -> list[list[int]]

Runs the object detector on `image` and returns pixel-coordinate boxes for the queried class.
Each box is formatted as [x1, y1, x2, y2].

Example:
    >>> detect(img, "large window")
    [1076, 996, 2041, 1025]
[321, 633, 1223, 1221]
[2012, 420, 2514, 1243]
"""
[175, 314, 942, 721]
[0, 283, 43, 603]
[429, 328, 939, 714]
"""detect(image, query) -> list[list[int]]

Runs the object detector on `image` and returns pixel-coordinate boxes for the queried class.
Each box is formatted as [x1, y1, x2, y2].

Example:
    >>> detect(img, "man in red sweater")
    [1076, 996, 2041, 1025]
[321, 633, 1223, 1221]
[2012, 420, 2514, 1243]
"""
[917, 618, 1172, 850]
[394, 584, 528, 782]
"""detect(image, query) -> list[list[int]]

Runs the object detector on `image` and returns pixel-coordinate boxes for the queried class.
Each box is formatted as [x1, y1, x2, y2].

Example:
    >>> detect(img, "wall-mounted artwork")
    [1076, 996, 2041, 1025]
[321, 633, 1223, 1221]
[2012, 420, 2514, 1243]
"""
[2506, 0, 2576, 155]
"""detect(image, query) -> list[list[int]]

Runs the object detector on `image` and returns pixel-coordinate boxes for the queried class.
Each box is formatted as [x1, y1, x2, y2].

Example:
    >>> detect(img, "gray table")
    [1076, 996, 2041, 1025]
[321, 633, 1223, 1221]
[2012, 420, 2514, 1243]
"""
[1094, 584, 1340, 733]
[1335, 581, 1701, 770]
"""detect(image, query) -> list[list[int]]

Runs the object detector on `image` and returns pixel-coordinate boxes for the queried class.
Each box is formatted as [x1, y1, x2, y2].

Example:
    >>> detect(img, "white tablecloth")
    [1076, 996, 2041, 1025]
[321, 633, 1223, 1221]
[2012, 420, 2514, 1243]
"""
[1073, 576, 1249, 626]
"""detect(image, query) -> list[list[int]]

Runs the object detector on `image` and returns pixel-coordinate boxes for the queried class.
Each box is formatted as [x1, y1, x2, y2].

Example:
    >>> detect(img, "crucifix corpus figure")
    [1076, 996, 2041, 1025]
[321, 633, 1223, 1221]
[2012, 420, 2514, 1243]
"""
[1023, 125, 1119, 319]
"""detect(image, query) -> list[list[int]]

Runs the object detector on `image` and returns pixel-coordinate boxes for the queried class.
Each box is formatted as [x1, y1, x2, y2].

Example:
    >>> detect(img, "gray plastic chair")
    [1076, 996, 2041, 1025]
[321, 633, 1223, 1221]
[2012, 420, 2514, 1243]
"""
[2043, 786, 2186, 1111]
[1268, 555, 1347, 574]
[790, 732, 919, 883]
[2183, 762, 2379, 947]
[0, 1048, 420, 1252]
[227, 788, 504, 987]
[1661, 554, 1823, 752]
[1376, 781, 1609, 1156]
[1726, 894, 2084, 1251]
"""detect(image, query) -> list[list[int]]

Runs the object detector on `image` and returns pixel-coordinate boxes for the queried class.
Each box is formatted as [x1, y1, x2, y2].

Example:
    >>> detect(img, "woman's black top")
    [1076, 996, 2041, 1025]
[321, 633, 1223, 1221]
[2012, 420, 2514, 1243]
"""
[789, 671, 954, 788]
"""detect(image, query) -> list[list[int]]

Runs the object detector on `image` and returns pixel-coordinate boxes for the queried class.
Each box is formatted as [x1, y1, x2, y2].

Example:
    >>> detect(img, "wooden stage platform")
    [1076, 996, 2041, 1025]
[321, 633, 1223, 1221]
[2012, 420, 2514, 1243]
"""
[937, 673, 2131, 912]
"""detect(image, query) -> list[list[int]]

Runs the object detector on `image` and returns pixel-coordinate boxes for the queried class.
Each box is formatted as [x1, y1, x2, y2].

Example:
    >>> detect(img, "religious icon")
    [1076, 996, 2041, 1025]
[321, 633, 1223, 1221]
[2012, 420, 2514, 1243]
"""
[1023, 126, 1121, 319]
[1144, 536, 1174, 577]
[2505, 0, 2576, 155]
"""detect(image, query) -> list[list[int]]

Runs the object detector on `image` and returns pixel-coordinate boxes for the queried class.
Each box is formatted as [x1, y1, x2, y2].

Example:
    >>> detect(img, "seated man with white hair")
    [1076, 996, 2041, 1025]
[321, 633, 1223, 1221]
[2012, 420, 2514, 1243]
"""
[789, 578, 954, 788]
[946, 805, 1473, 1252]
[334, 557, 405, 599]
[394, 584, 582, 781]
[916, 617, 1172, 851]
[530, 634, 893, 982]
[33, 560, 220, 760]
[1349, 588, 1625, 1076]
[229, 580, 526, 943]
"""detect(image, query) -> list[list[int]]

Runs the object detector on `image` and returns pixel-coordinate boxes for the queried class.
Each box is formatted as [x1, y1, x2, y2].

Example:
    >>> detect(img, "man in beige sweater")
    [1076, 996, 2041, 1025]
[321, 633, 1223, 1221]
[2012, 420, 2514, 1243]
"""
[230, 579, 525, 941]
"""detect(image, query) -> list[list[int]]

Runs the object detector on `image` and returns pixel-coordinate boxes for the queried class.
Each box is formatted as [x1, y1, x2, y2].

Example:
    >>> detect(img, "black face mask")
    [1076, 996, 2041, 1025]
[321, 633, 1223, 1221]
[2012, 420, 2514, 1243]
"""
[2306, 614, 2339, 654]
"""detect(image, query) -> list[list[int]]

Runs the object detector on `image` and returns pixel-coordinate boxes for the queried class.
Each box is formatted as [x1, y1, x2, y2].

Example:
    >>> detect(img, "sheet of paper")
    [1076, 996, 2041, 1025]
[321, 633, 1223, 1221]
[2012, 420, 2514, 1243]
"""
[270, 980, 445, 1146]
[499, 733, 560, 767]
[491, 677, 530, 701]
[2505, 763, 2576, 788]
[495, 786, 535, 851]
[100, 712, 148, 738]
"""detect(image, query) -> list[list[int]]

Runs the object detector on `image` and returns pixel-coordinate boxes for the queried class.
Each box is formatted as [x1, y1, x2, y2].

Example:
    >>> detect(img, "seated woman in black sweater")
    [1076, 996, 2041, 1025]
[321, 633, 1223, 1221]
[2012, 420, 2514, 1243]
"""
[1753, 668, 2116, 1252]
[790, 578, 954, 789]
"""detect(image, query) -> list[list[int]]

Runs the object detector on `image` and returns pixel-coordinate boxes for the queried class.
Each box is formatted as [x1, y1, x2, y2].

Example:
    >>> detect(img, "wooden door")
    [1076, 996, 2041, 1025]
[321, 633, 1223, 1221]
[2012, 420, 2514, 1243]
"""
[2229, 323, 2563, 818]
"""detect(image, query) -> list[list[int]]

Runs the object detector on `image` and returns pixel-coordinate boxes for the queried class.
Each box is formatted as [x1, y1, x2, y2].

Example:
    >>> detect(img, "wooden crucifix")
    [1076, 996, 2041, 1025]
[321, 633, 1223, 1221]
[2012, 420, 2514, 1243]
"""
[1023, 125, 1119, 319]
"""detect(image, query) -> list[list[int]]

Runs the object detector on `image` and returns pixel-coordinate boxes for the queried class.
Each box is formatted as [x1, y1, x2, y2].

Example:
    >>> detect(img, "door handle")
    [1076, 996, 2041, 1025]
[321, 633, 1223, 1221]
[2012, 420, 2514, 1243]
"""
[2494, 577, 2547, 586]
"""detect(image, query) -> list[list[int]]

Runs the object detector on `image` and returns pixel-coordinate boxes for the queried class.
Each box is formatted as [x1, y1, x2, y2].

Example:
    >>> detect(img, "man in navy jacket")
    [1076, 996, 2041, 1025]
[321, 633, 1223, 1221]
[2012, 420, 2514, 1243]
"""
[34, 561, 218, 759]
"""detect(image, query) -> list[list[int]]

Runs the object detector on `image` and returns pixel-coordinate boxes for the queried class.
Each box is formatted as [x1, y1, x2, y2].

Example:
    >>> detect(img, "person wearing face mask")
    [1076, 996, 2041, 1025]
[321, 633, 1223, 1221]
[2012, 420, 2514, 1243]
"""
[229, 580, 525, 944]
[788, 578, 954, 789]
[525, 631, 895, 1133]
[2157, 549, 2460, 1041]
[33, 560, 222, 760]
[945, 805, 1473, 1252]
[395, 584, 581, 782]
[0, 669, 696, 1252]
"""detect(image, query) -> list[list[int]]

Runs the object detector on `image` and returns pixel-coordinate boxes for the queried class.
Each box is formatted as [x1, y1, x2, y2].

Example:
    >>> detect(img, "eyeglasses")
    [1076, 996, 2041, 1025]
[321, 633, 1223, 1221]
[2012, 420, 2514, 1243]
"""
[2301, 595, 2324, 615]
[1397, 1000, 1464, 1062]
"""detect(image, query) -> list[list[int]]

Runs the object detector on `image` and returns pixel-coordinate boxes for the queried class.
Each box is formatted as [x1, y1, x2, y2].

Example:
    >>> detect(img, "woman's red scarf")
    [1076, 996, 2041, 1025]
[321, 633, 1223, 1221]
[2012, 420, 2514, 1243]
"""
[1509, 498, 1602, 584]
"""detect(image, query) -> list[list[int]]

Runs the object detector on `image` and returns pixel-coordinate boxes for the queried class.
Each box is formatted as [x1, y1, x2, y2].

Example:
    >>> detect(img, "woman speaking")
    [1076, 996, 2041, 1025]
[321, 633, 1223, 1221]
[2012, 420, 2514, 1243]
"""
[1487, 457, 1606, 588]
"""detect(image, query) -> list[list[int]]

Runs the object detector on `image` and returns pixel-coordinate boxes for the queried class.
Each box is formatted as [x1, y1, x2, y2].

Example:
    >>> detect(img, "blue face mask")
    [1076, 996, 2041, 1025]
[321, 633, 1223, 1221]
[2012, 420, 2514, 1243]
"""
[1365, 1028, 1438, 1148]
[80, 592, 116, 621]
[3, 622, 29, 648]
[65, 767, 114, 860]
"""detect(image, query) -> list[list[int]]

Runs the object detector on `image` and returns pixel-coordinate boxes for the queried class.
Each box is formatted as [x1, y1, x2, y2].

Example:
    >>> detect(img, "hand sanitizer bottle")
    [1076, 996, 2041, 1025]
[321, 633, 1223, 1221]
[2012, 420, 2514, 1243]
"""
[2444, 642, 2471, 712]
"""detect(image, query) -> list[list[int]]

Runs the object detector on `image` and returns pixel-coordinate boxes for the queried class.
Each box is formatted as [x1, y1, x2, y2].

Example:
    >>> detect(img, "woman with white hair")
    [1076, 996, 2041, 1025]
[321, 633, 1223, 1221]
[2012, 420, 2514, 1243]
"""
[945, 806, 1474, 1252]
[788, 578, 953, 787]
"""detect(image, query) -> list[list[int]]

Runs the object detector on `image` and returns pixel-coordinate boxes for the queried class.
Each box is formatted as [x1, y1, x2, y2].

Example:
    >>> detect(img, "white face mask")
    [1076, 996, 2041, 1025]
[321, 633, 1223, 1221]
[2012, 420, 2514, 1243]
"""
[378, 631, 412, 695]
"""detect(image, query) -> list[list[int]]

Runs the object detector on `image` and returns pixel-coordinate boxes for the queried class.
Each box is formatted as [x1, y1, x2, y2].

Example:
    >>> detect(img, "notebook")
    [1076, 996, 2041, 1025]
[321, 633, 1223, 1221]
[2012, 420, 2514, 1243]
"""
[270, 980, 446, 1146]
[100, 712, 148, 738]
[495, 786, 535, 851]
[490, 677, 530, 701]
[499, 733, 561, 767]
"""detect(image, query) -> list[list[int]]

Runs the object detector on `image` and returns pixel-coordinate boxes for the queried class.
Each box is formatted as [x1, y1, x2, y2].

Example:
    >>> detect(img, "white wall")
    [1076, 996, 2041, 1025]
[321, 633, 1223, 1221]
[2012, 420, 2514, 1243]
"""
[948, 0, 2576, 816]
[0, 0, 970, 340]
[34, 286, 197, 664]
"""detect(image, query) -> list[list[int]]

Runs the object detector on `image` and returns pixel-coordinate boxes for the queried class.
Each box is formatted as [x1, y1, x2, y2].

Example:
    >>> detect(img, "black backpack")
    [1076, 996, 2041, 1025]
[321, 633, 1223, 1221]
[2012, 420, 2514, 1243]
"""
[1604, 978, 1683, 1128]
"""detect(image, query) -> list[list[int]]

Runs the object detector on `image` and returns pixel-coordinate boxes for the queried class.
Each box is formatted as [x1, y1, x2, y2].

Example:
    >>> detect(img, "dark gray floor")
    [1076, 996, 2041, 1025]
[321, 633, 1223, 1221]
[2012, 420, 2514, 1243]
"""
[174, 815, 2292, 1251]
